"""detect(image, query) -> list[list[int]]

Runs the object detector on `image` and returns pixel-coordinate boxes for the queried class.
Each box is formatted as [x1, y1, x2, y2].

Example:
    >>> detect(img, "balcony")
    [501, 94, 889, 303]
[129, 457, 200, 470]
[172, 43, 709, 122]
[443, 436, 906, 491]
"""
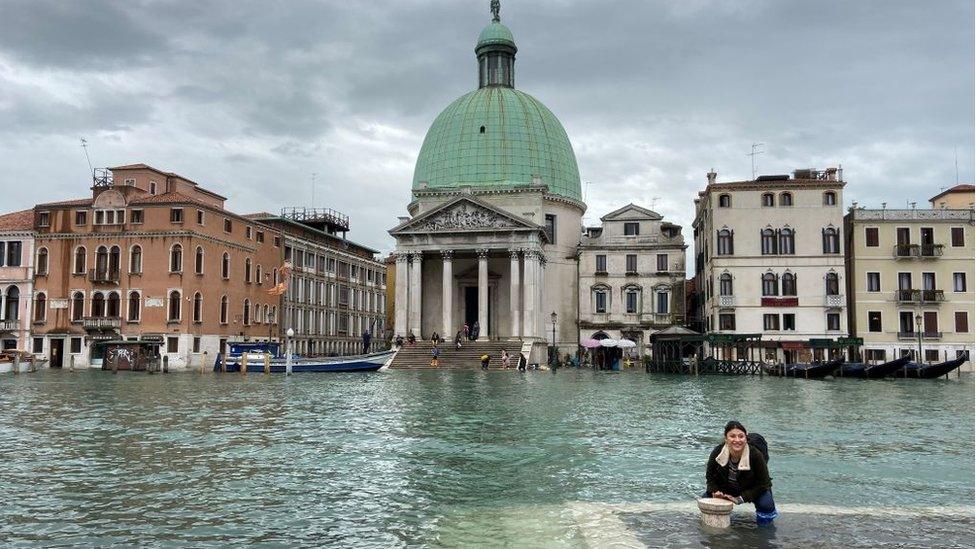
[918, 244, 944, 258]
[897, 331, 917, 340]
[594, 270, 608, 276]
[718, 295, 735, 309]
[89, 268, 120, 284]
[893, 244, 917, 259]
[824, 294, 845, 308]
[919, 289, 945, 303]
[895, 289, 945, 304]
[0, 319, 19, 332]
[895, 289, 917, 303]
[82, 317, 121, 330]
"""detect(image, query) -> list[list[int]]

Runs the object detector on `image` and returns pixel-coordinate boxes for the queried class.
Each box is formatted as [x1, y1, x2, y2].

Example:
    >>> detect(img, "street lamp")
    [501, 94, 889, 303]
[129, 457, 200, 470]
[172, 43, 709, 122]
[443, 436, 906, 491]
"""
[286, 327, 295, 375]
[915, 313, 923, 364]
[550, 311, 557, 366]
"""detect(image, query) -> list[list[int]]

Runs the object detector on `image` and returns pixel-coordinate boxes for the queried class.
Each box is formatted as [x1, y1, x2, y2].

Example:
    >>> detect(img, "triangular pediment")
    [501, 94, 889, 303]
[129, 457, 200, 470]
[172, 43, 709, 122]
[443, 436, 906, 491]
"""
[390, 196, 542, 235]
[600, 203, 662, 221]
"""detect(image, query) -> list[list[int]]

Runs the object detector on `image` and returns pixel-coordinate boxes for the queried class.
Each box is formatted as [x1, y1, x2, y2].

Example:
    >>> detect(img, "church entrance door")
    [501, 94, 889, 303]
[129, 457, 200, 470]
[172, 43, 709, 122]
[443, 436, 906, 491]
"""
[463, 286, 491, 337]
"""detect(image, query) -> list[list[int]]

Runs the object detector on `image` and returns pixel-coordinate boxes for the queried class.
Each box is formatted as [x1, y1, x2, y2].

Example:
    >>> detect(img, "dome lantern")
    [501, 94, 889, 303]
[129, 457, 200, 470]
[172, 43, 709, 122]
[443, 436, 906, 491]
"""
[476, 1, 516, 88]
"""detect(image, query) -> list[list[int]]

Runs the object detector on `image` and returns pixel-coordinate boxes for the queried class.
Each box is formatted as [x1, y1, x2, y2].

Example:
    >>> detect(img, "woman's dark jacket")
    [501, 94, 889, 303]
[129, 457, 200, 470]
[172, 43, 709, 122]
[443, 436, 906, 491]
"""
[705, 443, 772, 503]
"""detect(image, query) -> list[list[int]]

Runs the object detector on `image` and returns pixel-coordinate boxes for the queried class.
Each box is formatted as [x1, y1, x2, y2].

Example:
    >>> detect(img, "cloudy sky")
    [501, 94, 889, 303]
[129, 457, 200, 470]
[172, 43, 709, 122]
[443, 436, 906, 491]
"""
[1, 0, 972, 258]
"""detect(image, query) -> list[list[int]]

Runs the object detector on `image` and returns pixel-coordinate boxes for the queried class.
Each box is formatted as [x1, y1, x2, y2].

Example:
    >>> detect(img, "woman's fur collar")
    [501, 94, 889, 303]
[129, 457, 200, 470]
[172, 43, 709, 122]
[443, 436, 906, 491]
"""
[715, 442, 751, 470]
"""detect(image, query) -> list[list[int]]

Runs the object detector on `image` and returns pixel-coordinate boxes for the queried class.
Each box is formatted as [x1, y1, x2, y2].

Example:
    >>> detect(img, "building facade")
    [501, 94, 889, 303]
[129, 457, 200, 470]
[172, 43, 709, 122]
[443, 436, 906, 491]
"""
[249, 209, 388, 356]
[578, 204, 687, 356]
[0, 210, 36, 352]
[845, 188, 974, 369]
[692, 168, 847, 363]
[30, 164, 282, 369]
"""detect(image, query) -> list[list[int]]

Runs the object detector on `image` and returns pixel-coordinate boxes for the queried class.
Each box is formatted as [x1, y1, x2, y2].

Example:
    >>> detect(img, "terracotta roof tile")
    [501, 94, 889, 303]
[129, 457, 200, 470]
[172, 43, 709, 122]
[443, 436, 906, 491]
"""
[128, 191, 211, 207]
[0, 209, 34, 231]
[35, 197, 93, 208]
[930, 184, 975, 202]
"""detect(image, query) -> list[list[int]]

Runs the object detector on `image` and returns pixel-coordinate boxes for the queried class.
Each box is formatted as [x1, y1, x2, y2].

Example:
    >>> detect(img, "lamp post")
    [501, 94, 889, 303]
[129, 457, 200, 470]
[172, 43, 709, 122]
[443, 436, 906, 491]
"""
[915, 313, 923, 364]
[286, 327, 295, 375]
[550, 311, 557, 367]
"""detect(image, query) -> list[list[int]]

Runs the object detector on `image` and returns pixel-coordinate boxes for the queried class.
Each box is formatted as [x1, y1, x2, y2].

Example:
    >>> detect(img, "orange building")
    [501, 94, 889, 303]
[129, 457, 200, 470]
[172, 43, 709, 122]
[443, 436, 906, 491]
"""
[30, 164, 283, 369]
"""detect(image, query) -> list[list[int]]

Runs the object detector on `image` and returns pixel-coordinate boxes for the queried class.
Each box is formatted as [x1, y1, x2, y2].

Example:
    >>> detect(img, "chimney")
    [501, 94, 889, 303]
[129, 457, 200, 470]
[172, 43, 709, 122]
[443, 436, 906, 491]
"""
[706, 170, 717, 185]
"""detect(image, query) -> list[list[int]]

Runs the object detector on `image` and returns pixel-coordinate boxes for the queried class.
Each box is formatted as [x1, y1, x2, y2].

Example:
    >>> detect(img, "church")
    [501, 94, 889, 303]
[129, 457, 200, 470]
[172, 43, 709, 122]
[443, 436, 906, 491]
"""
[389, 3, 584, 363]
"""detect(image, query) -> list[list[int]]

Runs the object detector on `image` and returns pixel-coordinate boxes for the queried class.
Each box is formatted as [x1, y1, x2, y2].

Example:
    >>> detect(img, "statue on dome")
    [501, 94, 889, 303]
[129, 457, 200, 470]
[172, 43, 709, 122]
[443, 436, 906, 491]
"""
[490, 0, 500, 22]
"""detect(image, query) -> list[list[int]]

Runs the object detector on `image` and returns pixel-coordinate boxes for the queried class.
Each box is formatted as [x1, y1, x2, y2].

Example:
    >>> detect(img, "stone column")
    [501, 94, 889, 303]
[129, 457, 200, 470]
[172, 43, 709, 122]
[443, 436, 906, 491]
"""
[394, 253, 408, 336]
[537, 254, 547, 342]
[477, 249, 489, 340]
[522, 251, 538, 339]
[441, 250, 454, 338]
[408, 253, 422, 337]
[509, 250, 521, 338]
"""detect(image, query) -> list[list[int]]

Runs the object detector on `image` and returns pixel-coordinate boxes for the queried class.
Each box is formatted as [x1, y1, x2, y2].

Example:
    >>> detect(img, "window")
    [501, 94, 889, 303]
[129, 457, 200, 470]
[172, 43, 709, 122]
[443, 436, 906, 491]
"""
[245, 226, 252, 240]
[129, 245, 142, 274]
[91, 293, 104, 317]
[625, 289, 639, 313]
[223, 218, 232, 233]
[896, 227, 911, 246]
[196, 210, 205, 225]
[778, 228, 795, 255]
[36, 247, 48, 275]
[867, 272, 881, 292]
[923, 311, 938, 334]
[718, 194, 731, 208]
[38, 212, 50, 227]
[167, 337, 179, 353]
[219, 295, 228, 324]
[656, 254, 668, 272]
[169, 244, 183, 273]
[955, 312, 969, 333]
[763, 314, 780, 331]
[719, 273, 733, 296]
[626, 254, 638, 273]
[221, 252, 230, 279]
[866, 349, 886, 362]
[782, 314, 796, 331]
[168, 290, 181, 321]
[719, 313, 736, 331]
[256, 264, 263, 285]
[193, 293, 202, 323]
[2, 287, 18, 320]
[594, 288, 608, 313]
[243, 299, 251, 326]
[761, 193, 774, 207]
[274, 236, 281, 247]
[953, 273, 967, 292]
[32, 337, 43, 353]
[865, 227, 879, 247]
[897, 272, 912, 291]
[5, 241, 22, 267]
[70, 337, 82, 354]
[595, 255, 607, 273]
[899, 311, 915, 334]
[75, 211, 87, 225]
[74, 247, 87, 274]
[106, 292, 120, 318]
[779, 192, 793, 206]
[827, 313, 841, 331]
[33, 292, 46, 322]
[922, 272, 935, 291]
[762, 273, 778, 296]
[951, 227, 965, 247]
[128, 292, 140, 322]
[782, 273, 797, 296]
[825, 272, 840, 296]
[71, 292, 84, 321]
[761, 229, 777, 255]
[924, 349, 940, 362]
[823, 227, 840, 254]
[149, 181, 157, 195]
[244, 258, 252, 283]
[130, 209, 143, 224]
[655, 291, 669, 314]
[170, 208, 184, 223]
[823, 191, 837, 206]
[624, 222, 640, 235]
[193, 337, 201, 353]
[717, 229, 733, 255]
[256, 231, 264, 243]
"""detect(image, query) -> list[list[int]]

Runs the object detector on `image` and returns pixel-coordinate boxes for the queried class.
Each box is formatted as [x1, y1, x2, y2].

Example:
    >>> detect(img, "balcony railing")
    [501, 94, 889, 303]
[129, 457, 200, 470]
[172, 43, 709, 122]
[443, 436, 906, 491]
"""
[824, 294, 845, 308]
[897, 331, 916, 340]
[918, 244, 944, 258]
[922, 331, 943, 339]
[893, 244, 916, 258]
[919, 289, 945, 303]
[0, 319, 19, 332]
[718, 295, 735, 308]
[895, 289, 917, 302]
[89, 268, 120, 284]
[897, 330, 942, 340]
[82, 316, 121, 330]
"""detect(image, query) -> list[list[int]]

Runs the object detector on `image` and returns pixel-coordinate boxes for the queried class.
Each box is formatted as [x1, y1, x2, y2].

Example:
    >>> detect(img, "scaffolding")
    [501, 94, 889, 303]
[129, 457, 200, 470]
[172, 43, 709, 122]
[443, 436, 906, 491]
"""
[280, 207, 350, 236]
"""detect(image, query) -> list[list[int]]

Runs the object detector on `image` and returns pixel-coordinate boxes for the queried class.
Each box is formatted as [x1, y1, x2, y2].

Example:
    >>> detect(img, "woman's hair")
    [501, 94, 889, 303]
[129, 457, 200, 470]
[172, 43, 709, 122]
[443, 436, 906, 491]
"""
[724, 420, 747, 435]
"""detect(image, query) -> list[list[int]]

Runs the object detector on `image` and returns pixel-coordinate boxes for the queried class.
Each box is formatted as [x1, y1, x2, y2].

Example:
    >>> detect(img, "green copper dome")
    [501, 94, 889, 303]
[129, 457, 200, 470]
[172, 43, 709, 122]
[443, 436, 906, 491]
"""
[476, 21, 516, 51]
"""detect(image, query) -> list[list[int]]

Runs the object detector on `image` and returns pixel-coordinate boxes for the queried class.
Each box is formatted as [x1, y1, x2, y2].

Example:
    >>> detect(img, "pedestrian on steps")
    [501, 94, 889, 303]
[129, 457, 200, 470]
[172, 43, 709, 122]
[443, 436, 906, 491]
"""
[501, 349, 510, 369]
[430, 345, 440, 368]
[463, 323, 470, 341]
[480, 353, 490, 370]
[454, 331, 463, 350]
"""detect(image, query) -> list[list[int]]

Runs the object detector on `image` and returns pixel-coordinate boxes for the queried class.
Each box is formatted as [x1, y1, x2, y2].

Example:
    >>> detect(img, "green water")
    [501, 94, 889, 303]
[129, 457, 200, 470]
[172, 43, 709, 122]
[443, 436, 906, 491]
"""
[0, 369, 972, 547]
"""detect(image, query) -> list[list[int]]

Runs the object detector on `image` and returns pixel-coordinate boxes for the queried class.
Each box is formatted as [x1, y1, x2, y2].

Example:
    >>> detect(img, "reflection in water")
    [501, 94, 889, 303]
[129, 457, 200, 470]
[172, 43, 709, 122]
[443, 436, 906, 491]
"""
[0, 369, 972, 547]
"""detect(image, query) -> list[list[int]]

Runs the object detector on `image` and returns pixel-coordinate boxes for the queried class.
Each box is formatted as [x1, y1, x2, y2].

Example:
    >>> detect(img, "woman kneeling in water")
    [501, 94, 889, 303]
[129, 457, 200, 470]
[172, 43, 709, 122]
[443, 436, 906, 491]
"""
[705, 420, 778, 525]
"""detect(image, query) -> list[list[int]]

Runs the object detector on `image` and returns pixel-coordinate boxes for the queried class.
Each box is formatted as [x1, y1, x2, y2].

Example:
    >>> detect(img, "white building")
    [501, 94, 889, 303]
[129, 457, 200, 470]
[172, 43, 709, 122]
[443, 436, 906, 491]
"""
[578, 204, 687, 356]
[692, 168, 847, 363]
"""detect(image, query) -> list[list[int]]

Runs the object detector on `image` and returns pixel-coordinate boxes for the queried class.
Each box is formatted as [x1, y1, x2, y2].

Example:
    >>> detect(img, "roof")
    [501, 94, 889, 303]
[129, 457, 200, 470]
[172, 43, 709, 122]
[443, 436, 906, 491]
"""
[0, 209, 34, 231]
[476, 21, 516, 51]
[600, 203, 662, 222]
[109, 163, 227, 200]
[35, 197, 93, 208]
[251, 215, 380, 255]
[929, 184, 975, 202]
[128, 191, 212, 208]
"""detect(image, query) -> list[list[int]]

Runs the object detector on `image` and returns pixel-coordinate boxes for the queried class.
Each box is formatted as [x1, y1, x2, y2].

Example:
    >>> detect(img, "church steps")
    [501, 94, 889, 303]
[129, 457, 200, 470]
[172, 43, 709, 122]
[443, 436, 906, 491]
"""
[388, 341, 523, 370]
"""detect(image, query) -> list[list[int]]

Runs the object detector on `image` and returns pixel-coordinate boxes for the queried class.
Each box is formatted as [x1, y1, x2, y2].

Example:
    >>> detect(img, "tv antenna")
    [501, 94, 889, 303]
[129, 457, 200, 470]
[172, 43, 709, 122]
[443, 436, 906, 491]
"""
[311, 172, 317, 206]
[80, 137, 94, 174]
[650, 196, 661, 210]
[584, 181, 596, 203]
[954, 147, 959, 184]
[747, 142, 765, 179]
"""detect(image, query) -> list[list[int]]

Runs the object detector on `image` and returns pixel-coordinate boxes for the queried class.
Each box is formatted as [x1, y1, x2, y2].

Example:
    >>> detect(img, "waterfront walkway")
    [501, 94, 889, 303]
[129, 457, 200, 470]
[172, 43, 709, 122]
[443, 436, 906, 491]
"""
[388, 340, 521, 370]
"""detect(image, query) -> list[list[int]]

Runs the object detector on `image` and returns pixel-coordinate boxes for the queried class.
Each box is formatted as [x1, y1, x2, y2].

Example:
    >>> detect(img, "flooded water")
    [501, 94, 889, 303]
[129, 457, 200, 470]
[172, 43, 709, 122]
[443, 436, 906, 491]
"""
[1, 369, 972, 547]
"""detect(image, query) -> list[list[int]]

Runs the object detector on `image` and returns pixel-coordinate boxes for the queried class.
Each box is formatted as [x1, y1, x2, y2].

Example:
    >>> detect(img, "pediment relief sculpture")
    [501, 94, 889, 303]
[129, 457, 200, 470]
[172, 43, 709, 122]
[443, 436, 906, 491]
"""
[415, 201, 520, 232]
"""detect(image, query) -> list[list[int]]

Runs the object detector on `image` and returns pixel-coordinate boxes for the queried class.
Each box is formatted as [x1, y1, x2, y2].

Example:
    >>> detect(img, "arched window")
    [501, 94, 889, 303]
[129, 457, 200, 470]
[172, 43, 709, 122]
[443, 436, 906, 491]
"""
[779, 228, 795, 255]
[779, 192, 793, 206]
[823, 191, 837, 206]
[718, 194, 732, 208]
[593, 285, 610, 314]
[219, 295, 228, 324]
[34, 292, 46, 322]
[244, 258, 252, 283]
[128, 291, 141, 322]
[655, 288, 670, 314]
[185, 248, 199, 276]
[129, 245, 143, 274]
[273, 268, 279, 285]
[109, 246, 121, 275]
[170, 244, 183, 273]
[221, 252, 230, 279]
[71, 291, 84, 321]
[782, 273, 797, 296]
[271, 306, 277, 324]
[822, 227, 840, 254]
[762, 273, 779, 296]
[761, 228, 777, 255]
[168, 290, 181, 321]
[4, 287, 19, 320]
[74, 246, 87, 274]
[107, 291, 120, 318]
[255, 303, 263, 324]
[761, 193, 775, 207]
[243, 299, 251, 326]
[95, 246, 108, 275]
[825, 272, 840, 296]
[263, 304, 270, 324]
[193, 292, 203, 323]
[717, 229, 734, 255]
[719, 273, 733, 296]
[624, 285, 641, 314]
[256, 264, 263, 285]
[36, 247, 49, 275]
[92, 292, 105, 317]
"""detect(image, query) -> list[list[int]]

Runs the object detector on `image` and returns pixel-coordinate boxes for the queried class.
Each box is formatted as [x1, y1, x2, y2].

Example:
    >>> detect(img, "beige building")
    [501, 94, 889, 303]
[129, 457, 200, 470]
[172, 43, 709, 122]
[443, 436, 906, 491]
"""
[844, 187, 974, 369]
[692, 168, 847, 363]
[578, 204, 686, 356]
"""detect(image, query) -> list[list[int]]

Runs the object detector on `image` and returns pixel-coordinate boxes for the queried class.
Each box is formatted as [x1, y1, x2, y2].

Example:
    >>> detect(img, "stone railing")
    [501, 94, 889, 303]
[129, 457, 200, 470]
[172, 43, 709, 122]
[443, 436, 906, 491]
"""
[82, 317, 122, 330]
[852, 208, 975, 221]
[0, 319, 20, 332]
[824, 294, 845, 308]
[718, 295, 735, 308]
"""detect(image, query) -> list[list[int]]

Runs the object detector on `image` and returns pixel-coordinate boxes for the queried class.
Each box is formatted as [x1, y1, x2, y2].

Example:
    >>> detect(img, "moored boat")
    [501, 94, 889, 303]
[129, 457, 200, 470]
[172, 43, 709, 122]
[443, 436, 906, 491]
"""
[217, 349, 396, 373]
[903, 353, 969, 379]
[840, 355, 911, 379]
[764, 357, 843, 379]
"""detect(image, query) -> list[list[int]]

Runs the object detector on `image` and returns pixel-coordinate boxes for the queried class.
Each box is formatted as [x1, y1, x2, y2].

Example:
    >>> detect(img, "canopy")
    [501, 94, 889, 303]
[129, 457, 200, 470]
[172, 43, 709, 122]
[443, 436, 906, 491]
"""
[617, 339, 637, 349]
[580, 338, 603, 349]
[600, 339, 619, 347]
